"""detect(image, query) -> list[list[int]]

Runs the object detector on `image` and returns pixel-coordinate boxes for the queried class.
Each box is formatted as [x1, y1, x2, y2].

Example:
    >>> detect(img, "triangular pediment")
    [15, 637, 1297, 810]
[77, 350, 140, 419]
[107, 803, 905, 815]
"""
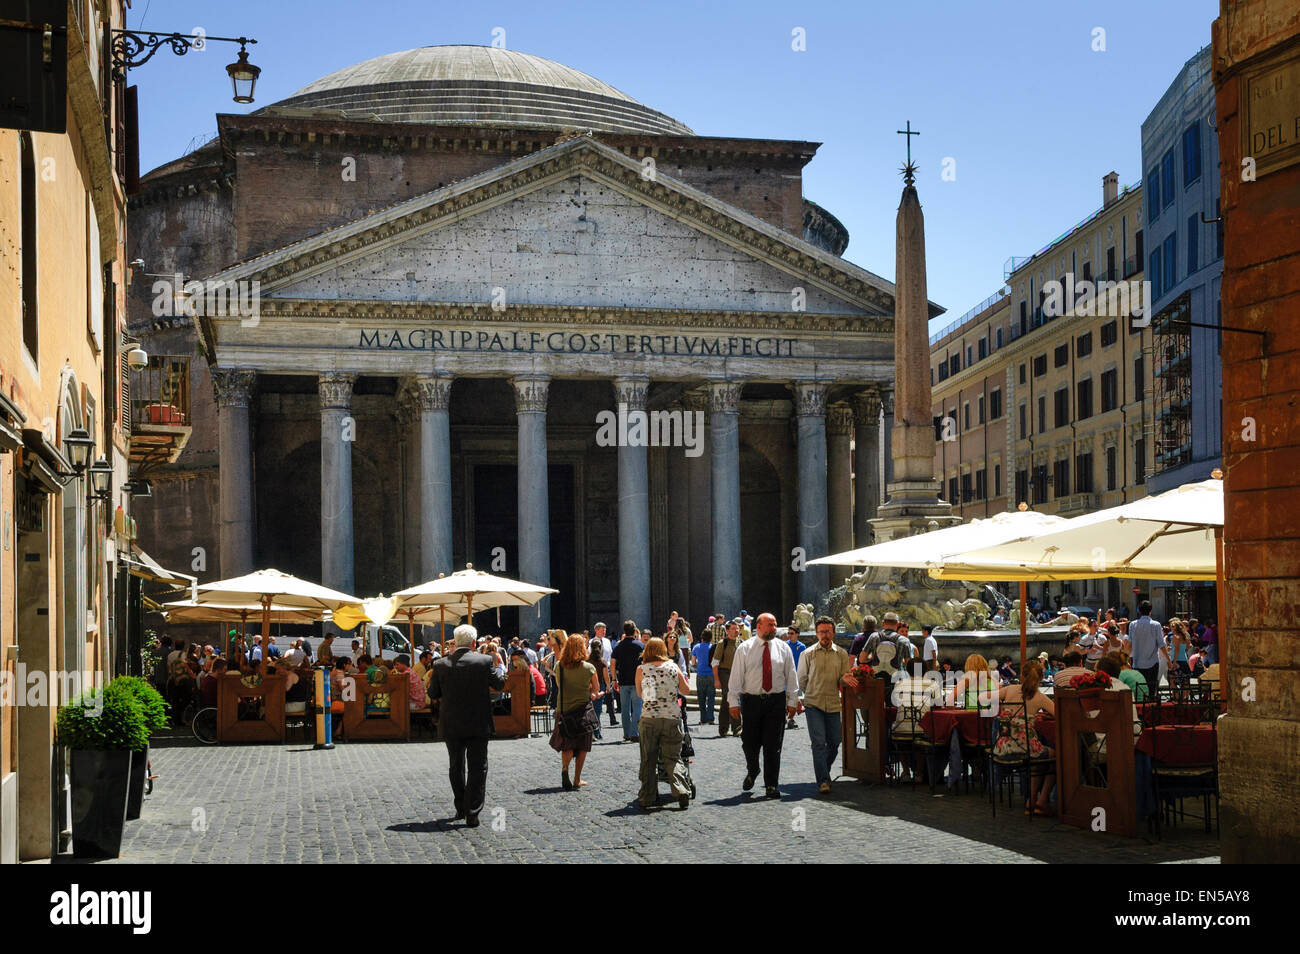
[207, 137, 903, 318]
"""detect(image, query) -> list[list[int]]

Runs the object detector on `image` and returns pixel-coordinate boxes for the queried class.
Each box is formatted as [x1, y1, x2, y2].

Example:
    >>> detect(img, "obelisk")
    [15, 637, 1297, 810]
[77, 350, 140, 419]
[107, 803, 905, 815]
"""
[869, 155, 960, 544]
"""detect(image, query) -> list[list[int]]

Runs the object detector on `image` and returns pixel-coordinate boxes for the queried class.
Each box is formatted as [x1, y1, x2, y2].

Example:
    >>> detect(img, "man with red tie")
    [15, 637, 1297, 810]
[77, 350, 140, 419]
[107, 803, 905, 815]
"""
[727, 612, 800, 799]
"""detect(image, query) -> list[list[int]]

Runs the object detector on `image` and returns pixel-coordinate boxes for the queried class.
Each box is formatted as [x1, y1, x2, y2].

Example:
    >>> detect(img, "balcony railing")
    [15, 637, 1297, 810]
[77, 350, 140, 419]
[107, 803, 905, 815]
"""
[130, 355, 192, 467]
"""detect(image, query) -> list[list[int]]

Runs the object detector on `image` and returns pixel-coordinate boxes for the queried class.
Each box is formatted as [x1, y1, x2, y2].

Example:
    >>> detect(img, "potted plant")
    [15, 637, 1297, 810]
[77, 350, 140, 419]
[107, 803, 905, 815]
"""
[1068, 670, 1112, 712]
[55, 681, 149, 858]
[111, 676, 170, 820]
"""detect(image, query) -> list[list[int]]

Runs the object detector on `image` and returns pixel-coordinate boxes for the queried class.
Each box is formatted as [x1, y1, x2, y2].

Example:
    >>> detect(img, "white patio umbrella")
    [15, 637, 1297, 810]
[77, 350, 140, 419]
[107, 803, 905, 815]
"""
[190, 569, 363, 670]
[808, 507, 1070, 671]
[394, 565, 557, 648]
[928, 477, 1223, 581]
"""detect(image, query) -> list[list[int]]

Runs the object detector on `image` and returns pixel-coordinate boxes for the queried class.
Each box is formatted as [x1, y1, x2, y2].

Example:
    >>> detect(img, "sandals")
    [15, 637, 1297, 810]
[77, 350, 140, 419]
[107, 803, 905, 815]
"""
[561, 769, 573, 791]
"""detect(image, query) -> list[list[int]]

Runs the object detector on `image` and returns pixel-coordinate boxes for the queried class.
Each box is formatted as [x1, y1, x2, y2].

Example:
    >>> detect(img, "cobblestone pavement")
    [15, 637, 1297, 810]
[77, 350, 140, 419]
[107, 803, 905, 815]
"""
[102, 720, 1219, 864]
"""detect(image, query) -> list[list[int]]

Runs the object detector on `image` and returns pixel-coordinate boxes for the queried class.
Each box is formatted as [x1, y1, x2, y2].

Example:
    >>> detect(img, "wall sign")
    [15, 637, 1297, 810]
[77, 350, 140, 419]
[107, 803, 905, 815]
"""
[1242, 49, 1300, 177]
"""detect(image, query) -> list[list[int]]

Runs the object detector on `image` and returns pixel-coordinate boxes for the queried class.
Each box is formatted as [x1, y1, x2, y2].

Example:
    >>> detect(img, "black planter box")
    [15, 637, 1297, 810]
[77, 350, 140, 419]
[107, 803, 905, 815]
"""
[70, 749, 131, 858]
[127, 746, 149, 820]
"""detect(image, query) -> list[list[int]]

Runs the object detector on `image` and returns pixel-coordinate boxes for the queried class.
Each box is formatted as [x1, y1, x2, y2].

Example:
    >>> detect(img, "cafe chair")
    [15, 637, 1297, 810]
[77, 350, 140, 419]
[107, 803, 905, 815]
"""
[890, 702, 940, 794]
[1152, 724, 1219, 838]
[989, 703, 1054, 821]
[530, 705, 553, 737]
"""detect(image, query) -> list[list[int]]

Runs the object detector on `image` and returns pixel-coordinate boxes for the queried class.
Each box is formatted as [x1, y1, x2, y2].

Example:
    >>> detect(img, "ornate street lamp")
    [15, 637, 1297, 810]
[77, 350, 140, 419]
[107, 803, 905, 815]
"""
[87, 458, 114, 500]
[110, 30, 261, 103]
[63, 428, 95, 473]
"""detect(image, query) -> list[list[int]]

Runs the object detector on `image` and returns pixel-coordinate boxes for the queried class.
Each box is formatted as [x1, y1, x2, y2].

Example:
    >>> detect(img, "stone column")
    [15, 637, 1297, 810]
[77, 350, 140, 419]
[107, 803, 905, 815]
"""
[666, 400, 692, 624]
[794, 382, 829, 606]
[827, 403, 854, 556]
[614, 377, 652, 630]
[394, 391, 420, 586]
[212, 369, 257, 577]
[513, 376, 551, 635]
[881, 386, 896, 490]
[683, 389, 713, 629]
[852, 387, 882, 547]
[709, 381, 743, 616]
[318, 372, 356, 596]
[414, 374, 453, 583]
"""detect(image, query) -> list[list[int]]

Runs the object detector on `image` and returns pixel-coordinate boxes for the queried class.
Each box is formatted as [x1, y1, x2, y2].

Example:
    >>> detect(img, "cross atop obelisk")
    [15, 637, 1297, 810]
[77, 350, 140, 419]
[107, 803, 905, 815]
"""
[896, 120, 919, 183]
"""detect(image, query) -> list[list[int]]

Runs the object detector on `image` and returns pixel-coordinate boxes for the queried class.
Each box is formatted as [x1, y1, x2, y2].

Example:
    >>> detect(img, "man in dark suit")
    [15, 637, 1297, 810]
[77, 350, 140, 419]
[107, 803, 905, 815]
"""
[426, 624, 506, 828]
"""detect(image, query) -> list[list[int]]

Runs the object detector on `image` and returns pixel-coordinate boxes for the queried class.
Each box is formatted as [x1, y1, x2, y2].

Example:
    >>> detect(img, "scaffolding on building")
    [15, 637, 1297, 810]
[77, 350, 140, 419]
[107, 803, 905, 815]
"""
[1150, 293, 1193, 476]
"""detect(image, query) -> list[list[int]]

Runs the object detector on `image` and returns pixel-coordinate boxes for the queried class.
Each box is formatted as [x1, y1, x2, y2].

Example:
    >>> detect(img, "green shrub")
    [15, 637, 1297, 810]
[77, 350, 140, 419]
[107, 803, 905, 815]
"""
[56, 681, 149, 752]
[110, 675, 170, 736]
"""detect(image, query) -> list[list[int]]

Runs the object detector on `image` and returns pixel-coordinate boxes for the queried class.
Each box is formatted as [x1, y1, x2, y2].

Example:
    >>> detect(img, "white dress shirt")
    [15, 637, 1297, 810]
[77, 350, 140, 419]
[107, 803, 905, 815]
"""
[726, 634, 799, 709]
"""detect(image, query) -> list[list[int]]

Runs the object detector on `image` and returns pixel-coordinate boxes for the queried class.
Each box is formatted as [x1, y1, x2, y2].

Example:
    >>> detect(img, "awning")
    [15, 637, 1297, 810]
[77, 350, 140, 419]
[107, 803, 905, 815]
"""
[124, 545, 198, 597]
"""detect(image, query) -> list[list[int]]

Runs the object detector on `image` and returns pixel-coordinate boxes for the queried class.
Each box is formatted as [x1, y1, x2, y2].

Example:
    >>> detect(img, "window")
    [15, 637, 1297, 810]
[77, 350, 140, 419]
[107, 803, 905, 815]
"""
[21, 131, 38, 358]
[1033, 464, 1048, 504]
[978, 338, 988, 360]
[1076, 453, 1094, 493]
[1054, 343, 1069, 368]
[1163, 233, 1177, 291]
[976, 395, 984, 424]
[1077, 333, 1092, 358]
[1015, 468, 1028, 505]
[1077, 379, 1093, 420]
[961, 472, 973, 503]
[1101, 368, 1118, 412]
[994, 464, 1001, 497]
[1054, 387, 1070, 428]
[1106, 445, 1117, 491]
[975, 468, 987, 500]
[990, 389, 1003, 420]
[948, 476, 959, 504]
[1033, 354, 1047, 377]
[948, 407, 957, 432]
[1147, 165, 1161, 221]
[1183, 123, 1201, 186]
[1150, 247, 1162, 299]
[1019, 363, 1027, 384]
[937, 362, 949, 382]
[964, 403, 971, 429]
[933, 415, 944, 441]
[1082, 261, 1092, 283]
[950, 353, 960, 375]
[1037, 395, 1047, 434]
[1053, 458, 1071, 497]
[1106, 246, 1116, 280]
[1187, 213, 1199, 274]
[966, 345, 973, 367]
[1161, 149, 1175, 210]
[1019, 300, 1028, 334]
[1134, 355, 1145, 399]
[1101, 320, 1118, 347]
[1018, 403, 1027, 440]
[1135, 437, 1147, 485]
[996, 327, 1004, 349]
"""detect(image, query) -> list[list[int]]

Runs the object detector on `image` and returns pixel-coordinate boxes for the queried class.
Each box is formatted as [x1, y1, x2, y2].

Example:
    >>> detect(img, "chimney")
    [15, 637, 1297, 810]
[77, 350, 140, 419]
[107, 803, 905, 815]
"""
[1103, 171, 1119, 208]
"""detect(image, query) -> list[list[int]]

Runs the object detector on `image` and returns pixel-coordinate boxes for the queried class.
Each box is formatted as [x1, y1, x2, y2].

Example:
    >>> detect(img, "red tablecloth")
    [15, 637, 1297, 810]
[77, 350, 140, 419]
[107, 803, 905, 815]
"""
[921, 708, 988, 745]
[1136, 724, 1216, 764]
[1137, 702, 1214, 725]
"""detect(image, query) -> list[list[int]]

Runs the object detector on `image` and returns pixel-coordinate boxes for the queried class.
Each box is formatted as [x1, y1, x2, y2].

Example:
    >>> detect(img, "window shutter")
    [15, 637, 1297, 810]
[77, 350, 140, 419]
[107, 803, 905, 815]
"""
[120, 328, 131, 438]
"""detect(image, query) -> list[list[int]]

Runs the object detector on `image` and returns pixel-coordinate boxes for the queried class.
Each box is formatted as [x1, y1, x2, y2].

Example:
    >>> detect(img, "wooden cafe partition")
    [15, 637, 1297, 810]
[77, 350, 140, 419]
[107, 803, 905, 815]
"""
[493, 668, 532, 739]
[840, 676, 887, 783]
[217, 672, 287, 743]
[1055, 687, 1137, 837]
[342, 671, 412, 740]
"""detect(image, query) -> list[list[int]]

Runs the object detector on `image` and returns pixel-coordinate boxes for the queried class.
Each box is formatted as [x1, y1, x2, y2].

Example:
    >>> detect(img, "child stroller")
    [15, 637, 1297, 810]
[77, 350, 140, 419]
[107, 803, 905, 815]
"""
[656, 694, 698, 799]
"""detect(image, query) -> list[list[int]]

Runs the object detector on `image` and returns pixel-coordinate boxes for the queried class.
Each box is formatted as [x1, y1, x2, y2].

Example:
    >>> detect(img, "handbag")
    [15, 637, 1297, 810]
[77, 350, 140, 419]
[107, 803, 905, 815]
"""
[557, 666, 598, 738]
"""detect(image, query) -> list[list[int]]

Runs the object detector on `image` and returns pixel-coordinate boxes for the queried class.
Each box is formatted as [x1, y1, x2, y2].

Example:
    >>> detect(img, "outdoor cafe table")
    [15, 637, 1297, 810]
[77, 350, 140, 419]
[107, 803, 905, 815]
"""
[920, 707, 988, 746]
[1136, 723, 1217, 764]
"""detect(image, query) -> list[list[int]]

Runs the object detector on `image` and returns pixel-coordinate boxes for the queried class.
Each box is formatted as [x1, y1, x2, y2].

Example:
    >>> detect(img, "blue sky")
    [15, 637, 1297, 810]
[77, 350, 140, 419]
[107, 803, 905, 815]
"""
[129, 0, 1218, 330]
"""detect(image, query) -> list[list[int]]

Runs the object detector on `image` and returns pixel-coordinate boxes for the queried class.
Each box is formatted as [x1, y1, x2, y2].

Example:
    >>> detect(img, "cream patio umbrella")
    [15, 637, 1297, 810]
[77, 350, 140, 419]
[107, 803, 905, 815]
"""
[189, 569, 363, 671]
[393, 565, 558, 650]
[807, 507, 1071, 671]
[928, 474, 1226, 678]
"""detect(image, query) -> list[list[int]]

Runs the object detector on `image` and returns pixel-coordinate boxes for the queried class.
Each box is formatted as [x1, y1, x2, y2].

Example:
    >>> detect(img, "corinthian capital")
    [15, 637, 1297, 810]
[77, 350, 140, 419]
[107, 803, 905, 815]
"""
[827, 403, 854, 436]
[512, 375, 550, 414]
[211, 369, 256, 409]
[792, 381, 828, 418]
[852, 386, 882, 423]
[318, 371, 357, 411]
[708, 381, 741, 415]
[412, 374, 452, 412]
[613, 376, 650, 411]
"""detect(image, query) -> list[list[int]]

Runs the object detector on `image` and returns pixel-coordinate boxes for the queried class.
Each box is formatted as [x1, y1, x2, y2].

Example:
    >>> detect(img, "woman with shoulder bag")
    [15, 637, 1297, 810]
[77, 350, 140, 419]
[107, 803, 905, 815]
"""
[635, 637, 692, 810]
[547, 630, 600, 790]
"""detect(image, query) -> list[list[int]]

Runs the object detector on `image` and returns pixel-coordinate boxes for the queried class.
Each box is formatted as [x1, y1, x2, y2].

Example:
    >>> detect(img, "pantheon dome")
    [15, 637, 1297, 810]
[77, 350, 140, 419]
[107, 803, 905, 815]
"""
[265, 44, 695, 136]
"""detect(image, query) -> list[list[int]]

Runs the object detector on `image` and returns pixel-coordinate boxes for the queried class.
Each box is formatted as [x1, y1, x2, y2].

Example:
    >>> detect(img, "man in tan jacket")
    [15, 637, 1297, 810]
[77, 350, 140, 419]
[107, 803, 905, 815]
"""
[796, 616, 853, 794]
